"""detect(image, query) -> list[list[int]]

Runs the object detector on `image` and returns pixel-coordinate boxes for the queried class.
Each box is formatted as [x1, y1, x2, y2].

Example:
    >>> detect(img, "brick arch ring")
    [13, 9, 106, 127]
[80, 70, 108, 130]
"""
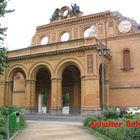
[55, 58, 85, 79]
[28, 61, 54, 80]
[6, 64, 28, 81]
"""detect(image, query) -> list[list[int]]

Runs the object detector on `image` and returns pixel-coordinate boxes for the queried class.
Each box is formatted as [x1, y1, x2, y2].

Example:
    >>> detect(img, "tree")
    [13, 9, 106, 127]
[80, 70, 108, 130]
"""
[0, 0, 14, 74]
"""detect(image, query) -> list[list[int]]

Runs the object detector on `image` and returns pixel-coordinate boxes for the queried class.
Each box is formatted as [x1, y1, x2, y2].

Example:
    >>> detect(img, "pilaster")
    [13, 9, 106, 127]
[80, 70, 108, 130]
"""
[49, 77, 62, 114]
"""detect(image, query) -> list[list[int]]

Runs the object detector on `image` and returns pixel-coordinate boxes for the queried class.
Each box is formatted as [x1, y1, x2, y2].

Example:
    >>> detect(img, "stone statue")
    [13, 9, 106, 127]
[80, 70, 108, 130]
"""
[50, 8, 60, 21]
[71, 3, 80, 16]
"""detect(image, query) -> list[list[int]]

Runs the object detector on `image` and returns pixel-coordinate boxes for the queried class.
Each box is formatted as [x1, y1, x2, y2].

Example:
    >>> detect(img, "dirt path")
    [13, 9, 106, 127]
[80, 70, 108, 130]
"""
[13, 121, 98, 140]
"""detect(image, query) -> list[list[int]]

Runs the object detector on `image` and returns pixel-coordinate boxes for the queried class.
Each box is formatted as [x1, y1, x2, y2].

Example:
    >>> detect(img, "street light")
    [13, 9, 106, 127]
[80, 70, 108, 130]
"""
[97, 47, 109, 110]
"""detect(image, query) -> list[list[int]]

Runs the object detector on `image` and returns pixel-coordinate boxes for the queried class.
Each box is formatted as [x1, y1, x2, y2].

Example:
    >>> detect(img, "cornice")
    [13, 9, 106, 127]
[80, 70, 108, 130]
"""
[98, 32, 140, 43]
[7, 45, 98, 62]
[107, 32, 140, 41]
[37, 11, 112, 31]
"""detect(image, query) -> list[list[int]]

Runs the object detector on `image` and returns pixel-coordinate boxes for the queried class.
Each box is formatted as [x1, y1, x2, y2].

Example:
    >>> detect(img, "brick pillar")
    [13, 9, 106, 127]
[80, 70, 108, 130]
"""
[49, 78, 62, 114]
[81, 76, 85, 109]
[81, 76, 101, 115]
[70, 80, 80, 114]
[30, 80, 36, 112]
[105, 79, 110, 107]
[8, 81, 13, 105]
[25, 80, 32, 110]
[5, 81, 12, 105]
[0, 82, 5, 105]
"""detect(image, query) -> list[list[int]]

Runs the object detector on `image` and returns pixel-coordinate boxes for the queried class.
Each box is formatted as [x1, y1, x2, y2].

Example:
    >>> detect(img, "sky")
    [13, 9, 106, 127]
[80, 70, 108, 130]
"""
[1, 0, 140, 50]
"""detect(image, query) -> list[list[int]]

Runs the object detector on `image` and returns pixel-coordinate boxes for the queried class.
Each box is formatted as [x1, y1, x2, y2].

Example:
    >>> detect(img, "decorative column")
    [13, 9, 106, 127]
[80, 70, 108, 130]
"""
[50, 77, 62, 114]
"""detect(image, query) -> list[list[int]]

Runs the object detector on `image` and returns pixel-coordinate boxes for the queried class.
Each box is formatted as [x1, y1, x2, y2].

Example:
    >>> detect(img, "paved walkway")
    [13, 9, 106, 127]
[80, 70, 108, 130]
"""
[13, 121, 98, 140]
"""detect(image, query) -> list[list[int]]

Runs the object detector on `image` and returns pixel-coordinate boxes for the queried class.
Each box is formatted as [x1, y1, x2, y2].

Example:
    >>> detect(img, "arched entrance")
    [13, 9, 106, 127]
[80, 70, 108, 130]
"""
[7, 66, 27, 107]
[36, 68, 51, 113]
[62, 65, 81, 114]
[99, 64, 106, 110]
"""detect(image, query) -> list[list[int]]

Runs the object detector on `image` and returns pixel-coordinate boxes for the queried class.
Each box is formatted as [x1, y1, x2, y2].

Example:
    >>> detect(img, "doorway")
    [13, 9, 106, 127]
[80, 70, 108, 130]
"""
[62, 65, 81, 114]
[62, 93, 70, 114]
[38, 93, 47, 113]
[36, 68, 51, 113]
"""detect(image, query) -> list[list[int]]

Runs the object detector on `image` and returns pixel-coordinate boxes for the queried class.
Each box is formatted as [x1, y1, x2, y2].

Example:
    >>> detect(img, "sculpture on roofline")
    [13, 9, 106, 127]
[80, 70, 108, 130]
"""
[50, 8, 60, 21]
[50, 4, 83, 22]
[71, 3, 81, 16]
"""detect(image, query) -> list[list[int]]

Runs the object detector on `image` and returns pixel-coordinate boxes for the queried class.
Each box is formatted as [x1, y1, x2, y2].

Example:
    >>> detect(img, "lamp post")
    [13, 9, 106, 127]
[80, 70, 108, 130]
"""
[97, 47, 109, 110]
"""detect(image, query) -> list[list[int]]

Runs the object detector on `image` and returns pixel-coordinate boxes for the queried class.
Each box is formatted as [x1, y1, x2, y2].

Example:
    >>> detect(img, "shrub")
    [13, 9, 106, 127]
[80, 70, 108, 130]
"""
[84, 108, 140, 140]
[0, 113, 6, 138]
[134, 113, 140, 121]
[83, 117, 96, 126]
[124, 113, 134, 120]
[95, 126, 125, 140]
[19, 114, 26, 128]
[123, 127, 140, 140]
[103, 108, 119, 119]
[0, 105, 20, 117]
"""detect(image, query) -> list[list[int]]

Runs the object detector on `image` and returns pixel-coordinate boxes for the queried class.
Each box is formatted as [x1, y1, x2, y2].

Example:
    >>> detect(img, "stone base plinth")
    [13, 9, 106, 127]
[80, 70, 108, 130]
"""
[23, 107, 38, 114]
[81, 107, 101, 115]
[69, 107, 81, 114]
[48, 108, 62, 115]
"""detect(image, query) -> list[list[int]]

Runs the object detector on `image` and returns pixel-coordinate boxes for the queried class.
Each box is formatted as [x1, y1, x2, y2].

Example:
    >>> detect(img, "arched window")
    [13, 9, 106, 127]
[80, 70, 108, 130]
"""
[123, 49, 131, 70]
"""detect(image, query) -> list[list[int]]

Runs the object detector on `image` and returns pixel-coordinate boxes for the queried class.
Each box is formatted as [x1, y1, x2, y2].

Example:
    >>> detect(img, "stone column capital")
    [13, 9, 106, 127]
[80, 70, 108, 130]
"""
[51, 77, 63, 81]
[26, 80, 36, 84]
[80, 76, 85, 79]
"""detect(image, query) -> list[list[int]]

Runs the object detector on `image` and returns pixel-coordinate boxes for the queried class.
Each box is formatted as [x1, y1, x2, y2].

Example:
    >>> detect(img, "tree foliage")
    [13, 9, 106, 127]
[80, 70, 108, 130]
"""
[0, 0, 14, 74]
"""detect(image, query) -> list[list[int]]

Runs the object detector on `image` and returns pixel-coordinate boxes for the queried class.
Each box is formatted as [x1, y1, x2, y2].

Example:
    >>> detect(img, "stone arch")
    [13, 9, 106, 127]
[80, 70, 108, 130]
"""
[6, 64, 27, 107]
[55, 57, 85, 78]
[55, 58, 83, 114]
[29, 61, 54, 80]
[7, 64, 28, 81]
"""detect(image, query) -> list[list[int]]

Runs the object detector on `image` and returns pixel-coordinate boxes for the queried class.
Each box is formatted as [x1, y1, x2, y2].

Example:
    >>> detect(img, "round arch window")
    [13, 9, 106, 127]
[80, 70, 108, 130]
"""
[41, 36, 48, 45]
[61, 32, 70, 42]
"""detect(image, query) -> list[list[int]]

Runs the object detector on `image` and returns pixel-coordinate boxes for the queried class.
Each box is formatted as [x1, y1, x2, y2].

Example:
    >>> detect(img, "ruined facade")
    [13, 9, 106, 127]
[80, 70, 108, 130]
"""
[0, 5, 140, 114]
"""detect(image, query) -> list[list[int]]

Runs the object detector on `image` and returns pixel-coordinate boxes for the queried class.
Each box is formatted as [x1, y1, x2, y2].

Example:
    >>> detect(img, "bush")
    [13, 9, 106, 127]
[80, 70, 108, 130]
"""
[134, 113, 140, 121]
[103, 108, 119, 119]
[0, 113, 6, 139]
[84, 117, 96, 126]
[95, 126, 125, 140]
[124, 113, 134, 120]
[84, 108, 140, 140]
[123, 127, 140, 140]
[0, 105, 20, 117]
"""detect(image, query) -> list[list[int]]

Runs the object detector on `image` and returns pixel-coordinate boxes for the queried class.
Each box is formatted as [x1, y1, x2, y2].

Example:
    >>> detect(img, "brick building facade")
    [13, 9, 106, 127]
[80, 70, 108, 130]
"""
[0, 5, 140, 114]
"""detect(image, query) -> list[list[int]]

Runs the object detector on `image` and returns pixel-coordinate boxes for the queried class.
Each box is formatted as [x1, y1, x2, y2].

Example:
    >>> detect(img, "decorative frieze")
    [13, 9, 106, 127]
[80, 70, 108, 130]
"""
[87, 54, 93, 74]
